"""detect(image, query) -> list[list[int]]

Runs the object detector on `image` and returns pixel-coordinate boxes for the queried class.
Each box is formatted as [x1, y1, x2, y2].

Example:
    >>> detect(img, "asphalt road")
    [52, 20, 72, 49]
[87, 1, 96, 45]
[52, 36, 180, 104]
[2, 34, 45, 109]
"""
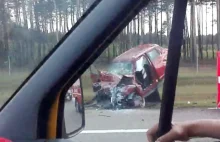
[1, 99, 220, 141]
[65, 100, 83, 134]
[68, 107, 220, 142]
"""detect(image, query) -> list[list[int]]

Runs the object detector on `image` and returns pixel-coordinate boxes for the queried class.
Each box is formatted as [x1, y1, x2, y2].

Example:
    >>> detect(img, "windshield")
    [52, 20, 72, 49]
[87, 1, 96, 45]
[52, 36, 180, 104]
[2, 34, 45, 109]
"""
[107, 62, 133, 75]
[0, 0, 95, 106]
[0, 0, 219, 141]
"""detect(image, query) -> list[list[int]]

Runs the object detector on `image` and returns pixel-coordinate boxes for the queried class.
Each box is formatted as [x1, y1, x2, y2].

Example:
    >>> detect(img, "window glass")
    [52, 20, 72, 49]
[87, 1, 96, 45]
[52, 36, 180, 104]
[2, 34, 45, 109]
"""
[3, 0, 219, 141]
[147, 49, 160, 61]
[0, 0, 95, 108]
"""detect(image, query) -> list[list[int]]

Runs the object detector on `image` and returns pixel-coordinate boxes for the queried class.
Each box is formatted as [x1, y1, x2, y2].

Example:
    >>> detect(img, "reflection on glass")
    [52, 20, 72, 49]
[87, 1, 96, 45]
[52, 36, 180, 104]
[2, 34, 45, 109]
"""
[64, 79, 83, 134]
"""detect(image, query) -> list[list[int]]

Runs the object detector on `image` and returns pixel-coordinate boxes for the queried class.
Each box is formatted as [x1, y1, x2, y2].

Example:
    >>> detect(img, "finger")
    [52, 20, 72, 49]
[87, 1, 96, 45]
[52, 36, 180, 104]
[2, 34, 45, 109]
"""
[146, 131, 158, 142]
[146, 132, 154, 142]
[147, 123, 159, 135]
[155, 122, 178, 142]
[156, 129, 178, 142]
[146, 124, 159, 142]
[171, 121, 179, 125]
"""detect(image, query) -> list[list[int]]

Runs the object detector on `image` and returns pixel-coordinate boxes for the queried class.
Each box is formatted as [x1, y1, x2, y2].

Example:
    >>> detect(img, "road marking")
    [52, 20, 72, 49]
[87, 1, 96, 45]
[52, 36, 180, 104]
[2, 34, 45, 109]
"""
[81, 129, 148, 134]
[208, 107, 220, 110]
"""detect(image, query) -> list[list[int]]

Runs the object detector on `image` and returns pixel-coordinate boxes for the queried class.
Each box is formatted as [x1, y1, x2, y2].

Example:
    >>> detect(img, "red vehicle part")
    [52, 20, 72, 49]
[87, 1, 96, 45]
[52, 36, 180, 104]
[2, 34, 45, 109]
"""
[0, 138, 11, 142]
[217, 51, 220, 108]
[70, 79, 82, 105]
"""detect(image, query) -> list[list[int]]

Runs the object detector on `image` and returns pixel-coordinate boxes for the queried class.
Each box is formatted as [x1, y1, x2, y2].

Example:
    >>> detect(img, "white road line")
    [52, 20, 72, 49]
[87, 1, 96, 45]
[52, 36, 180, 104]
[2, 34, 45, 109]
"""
[81, 129, 148, 134]
[208, 107, 220, 110]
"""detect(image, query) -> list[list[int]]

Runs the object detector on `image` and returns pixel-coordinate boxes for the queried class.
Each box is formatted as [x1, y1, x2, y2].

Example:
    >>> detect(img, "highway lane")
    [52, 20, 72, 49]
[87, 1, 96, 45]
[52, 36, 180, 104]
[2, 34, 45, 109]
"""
[1, 99, 220, 141]
[68, 107, 220, 142]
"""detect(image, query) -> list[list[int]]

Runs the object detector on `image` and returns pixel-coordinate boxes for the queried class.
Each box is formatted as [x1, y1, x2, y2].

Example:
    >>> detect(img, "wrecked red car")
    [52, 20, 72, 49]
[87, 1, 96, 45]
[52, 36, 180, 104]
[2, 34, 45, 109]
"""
[90, 44, 167, 109]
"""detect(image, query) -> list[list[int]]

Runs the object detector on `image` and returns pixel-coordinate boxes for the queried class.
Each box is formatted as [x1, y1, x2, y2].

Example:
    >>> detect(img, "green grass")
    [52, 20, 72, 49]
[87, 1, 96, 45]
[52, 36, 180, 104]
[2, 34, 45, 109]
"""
[0, 66, 217, 108]
[0, 71, 29, 104]
[158, 67, 217, 107]
[159, 85, 216, 108]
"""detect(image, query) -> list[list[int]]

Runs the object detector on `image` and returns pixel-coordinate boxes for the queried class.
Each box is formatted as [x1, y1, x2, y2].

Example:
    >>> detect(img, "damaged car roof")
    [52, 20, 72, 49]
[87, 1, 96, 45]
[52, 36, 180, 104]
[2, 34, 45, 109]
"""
[113, 44, 159, 62]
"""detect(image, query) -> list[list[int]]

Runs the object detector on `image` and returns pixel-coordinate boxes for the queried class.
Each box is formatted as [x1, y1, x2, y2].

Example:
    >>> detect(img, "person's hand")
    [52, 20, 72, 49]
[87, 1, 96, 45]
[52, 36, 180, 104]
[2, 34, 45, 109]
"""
[146, 122, 190, 142]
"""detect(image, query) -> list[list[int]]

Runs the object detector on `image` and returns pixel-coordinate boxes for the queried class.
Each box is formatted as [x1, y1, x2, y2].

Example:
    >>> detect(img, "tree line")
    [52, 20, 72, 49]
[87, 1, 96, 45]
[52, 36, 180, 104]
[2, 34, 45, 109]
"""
[0, 0, 217, 71]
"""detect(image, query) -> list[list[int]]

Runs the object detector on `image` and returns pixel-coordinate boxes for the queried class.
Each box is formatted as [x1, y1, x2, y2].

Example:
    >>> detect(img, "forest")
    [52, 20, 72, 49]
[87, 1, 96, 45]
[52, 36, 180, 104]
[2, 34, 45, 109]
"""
[0, 0, 218, 71]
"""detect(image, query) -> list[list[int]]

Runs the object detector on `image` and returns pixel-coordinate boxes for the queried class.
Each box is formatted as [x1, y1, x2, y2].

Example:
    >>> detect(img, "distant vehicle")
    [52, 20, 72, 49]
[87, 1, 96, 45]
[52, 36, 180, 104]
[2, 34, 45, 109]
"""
[67, 79, 83, 113]
[89, 44, 168, 109]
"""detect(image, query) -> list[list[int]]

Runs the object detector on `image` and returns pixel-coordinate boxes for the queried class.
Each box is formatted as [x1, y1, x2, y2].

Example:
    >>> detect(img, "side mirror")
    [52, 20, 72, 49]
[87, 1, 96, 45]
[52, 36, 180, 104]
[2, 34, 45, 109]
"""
[63, 77, 85, 138]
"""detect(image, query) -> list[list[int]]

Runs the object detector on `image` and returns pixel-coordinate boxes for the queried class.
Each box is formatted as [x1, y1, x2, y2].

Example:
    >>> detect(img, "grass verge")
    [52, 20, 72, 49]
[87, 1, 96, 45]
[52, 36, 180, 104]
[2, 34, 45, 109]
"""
[159, 84, 216, 108]
[0, 66, 217, 108]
